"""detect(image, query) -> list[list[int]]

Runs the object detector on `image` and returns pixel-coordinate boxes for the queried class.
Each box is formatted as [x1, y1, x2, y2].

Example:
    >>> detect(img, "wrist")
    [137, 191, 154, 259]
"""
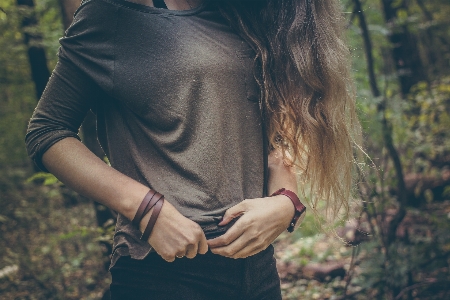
[272, 194, 296, 213]
[271, 188, 306, 232]
[132, 189, 165, 241]
[121, 185, 152, 221]
[272, 194, 297, 228]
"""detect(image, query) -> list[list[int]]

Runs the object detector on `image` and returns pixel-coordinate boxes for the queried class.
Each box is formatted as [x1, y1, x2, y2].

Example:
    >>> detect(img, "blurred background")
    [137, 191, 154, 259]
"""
[0, 0, 449, 299]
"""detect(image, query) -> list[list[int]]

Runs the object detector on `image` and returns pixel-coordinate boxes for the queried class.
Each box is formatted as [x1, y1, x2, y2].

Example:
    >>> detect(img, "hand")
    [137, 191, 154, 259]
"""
[207, 195, 295, 259]
[140, 200, 208, 262]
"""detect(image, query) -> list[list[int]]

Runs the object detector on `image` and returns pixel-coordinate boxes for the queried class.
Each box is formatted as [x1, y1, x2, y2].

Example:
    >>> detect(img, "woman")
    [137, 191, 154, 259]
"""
[26, 0, 358, 299]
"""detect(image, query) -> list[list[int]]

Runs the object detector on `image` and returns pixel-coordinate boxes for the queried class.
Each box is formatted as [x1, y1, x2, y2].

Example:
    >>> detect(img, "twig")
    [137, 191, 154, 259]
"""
[343, 245, 358, 297]
[394, 279, 437, 300]
[335, 287, 369, 300]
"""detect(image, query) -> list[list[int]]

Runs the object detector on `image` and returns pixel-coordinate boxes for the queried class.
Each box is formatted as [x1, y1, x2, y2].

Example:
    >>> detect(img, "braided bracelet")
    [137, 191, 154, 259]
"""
[271, 188, 306, 232]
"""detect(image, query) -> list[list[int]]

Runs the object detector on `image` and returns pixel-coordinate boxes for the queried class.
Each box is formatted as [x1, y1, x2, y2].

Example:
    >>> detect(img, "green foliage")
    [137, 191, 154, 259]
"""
[26, 172, 61, 185]
[347, 72, 450, 298]
[0, 168, 110, 299]
[0, 1, 110, 298]
[402, 78, 450, 171]
[0, 0, 62, 167]
[350, 203, 450, 299]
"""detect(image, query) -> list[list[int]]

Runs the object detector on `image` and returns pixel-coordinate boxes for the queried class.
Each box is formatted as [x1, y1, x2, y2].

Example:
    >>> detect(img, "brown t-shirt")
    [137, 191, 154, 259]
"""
[26, 0, 265, 267]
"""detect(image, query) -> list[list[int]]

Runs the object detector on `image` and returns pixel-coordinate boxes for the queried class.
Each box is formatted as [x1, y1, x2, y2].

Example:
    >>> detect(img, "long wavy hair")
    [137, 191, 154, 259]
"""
[213, 0, 361, 224]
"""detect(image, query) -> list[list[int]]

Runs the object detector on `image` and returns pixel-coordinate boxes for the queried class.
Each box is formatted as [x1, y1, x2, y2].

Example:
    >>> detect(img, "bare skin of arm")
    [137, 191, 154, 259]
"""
[42, 137, 208, 262]
[208, 149, 301, 258]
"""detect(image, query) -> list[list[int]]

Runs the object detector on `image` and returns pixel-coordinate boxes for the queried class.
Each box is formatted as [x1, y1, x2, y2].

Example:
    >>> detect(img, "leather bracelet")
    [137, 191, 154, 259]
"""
[271, 188, 306, 232]
[141, 196, 165, 241]
[142, 192, 164, 219]
[132, 190, 156, 227]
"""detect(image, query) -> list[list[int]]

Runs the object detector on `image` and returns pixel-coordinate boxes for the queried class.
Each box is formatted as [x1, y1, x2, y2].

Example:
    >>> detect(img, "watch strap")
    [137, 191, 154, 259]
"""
[271, 188, 306, 232]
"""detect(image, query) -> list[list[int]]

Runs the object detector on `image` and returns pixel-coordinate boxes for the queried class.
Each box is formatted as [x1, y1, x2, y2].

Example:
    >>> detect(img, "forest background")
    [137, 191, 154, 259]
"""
[0, 0, 449, 299]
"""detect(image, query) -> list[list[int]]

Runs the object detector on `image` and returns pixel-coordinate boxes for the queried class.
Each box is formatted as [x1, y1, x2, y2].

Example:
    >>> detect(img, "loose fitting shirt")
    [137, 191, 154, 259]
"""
[26, 0, 265, 266]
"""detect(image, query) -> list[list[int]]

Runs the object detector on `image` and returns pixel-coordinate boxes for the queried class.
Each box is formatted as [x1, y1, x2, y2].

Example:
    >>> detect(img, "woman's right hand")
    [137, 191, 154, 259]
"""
[40, 138, 207, 262]
[140, 200, 209, 262]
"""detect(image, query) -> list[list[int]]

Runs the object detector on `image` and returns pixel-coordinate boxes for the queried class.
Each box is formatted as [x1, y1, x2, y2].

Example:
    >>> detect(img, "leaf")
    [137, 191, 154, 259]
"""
[0, 214, 7, 223]
[26, 172, 60, 185]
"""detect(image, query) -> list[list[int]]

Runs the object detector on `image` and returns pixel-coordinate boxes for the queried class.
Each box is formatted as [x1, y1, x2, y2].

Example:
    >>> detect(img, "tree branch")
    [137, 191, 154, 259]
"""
[352, 0, 380, 97]
[352, 0, 407, 246]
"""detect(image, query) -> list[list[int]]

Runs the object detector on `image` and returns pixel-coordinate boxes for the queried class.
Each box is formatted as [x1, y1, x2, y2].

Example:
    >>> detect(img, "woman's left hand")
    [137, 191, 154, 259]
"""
[207, 195, 295, 258]
[208, 149, 299, 258]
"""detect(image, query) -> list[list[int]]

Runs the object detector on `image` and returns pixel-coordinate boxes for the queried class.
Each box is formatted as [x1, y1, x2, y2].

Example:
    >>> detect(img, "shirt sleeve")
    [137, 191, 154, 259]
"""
[25, 0, 117, 171]
[25, 59, 100, 171]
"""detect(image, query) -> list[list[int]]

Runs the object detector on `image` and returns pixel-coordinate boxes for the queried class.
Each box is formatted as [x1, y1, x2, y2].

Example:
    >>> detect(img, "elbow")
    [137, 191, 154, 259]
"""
[25, 119, 80, 172]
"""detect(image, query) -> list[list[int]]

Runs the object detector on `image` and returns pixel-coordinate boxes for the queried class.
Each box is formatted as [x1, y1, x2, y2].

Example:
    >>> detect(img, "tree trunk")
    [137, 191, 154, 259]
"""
[352, 0, 380, 98]
[415, 0, 449, 79]
[380, 0, 426, 96]
[58, 0, 82, 30]
[17, 0, 50, 100]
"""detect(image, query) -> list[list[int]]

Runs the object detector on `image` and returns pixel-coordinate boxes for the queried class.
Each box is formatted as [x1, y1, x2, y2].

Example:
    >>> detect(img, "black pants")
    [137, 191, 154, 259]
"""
[110, 245, 282, 300]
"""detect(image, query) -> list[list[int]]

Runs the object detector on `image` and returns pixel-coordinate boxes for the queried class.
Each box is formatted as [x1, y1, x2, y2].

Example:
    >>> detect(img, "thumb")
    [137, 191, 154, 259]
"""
[218, 201, 247, 226]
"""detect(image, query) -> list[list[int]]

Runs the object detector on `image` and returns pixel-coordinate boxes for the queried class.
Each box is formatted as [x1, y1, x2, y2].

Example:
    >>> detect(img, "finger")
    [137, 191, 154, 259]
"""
[232, 243, 267, 259]
[161, 254, 176, 263]
[185, 243, 198, 259]
[154, 248, 175, 262]
[210, 233, 254, 258]
[208, 218, 246, 248]
[218, 201, 247, 226]
[175, 251, 187, 259]
[198, 233, 209, 254]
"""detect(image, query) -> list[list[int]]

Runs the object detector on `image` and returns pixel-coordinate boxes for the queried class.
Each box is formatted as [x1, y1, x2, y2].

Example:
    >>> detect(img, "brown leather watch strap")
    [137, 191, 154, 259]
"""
[132, 190, 156, 227]
[271, 188, 306, 233]
[141, 197, 165, 241]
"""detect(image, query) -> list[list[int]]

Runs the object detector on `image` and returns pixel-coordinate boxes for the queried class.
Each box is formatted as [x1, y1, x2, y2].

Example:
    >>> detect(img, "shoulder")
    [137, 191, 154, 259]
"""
[66, 0, 119, 35]
[60, 0, 119, 60]
[58, 0, 117, 92]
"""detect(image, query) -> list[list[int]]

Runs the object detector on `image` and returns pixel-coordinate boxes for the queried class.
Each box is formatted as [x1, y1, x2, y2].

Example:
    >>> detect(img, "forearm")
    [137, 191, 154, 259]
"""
[267, 149, 305, 231]
[42, 137, 148, 221]
[42, 137, 209, 260]
[267, 149, 298, 195]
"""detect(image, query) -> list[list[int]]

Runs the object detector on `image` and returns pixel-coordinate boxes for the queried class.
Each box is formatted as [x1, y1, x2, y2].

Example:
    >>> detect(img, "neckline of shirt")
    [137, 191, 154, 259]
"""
[105, 0, 207, 15]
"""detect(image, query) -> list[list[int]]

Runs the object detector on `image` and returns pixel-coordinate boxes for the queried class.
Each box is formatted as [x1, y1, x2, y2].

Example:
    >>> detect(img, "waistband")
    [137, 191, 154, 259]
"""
[202, 217, 240, 240]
